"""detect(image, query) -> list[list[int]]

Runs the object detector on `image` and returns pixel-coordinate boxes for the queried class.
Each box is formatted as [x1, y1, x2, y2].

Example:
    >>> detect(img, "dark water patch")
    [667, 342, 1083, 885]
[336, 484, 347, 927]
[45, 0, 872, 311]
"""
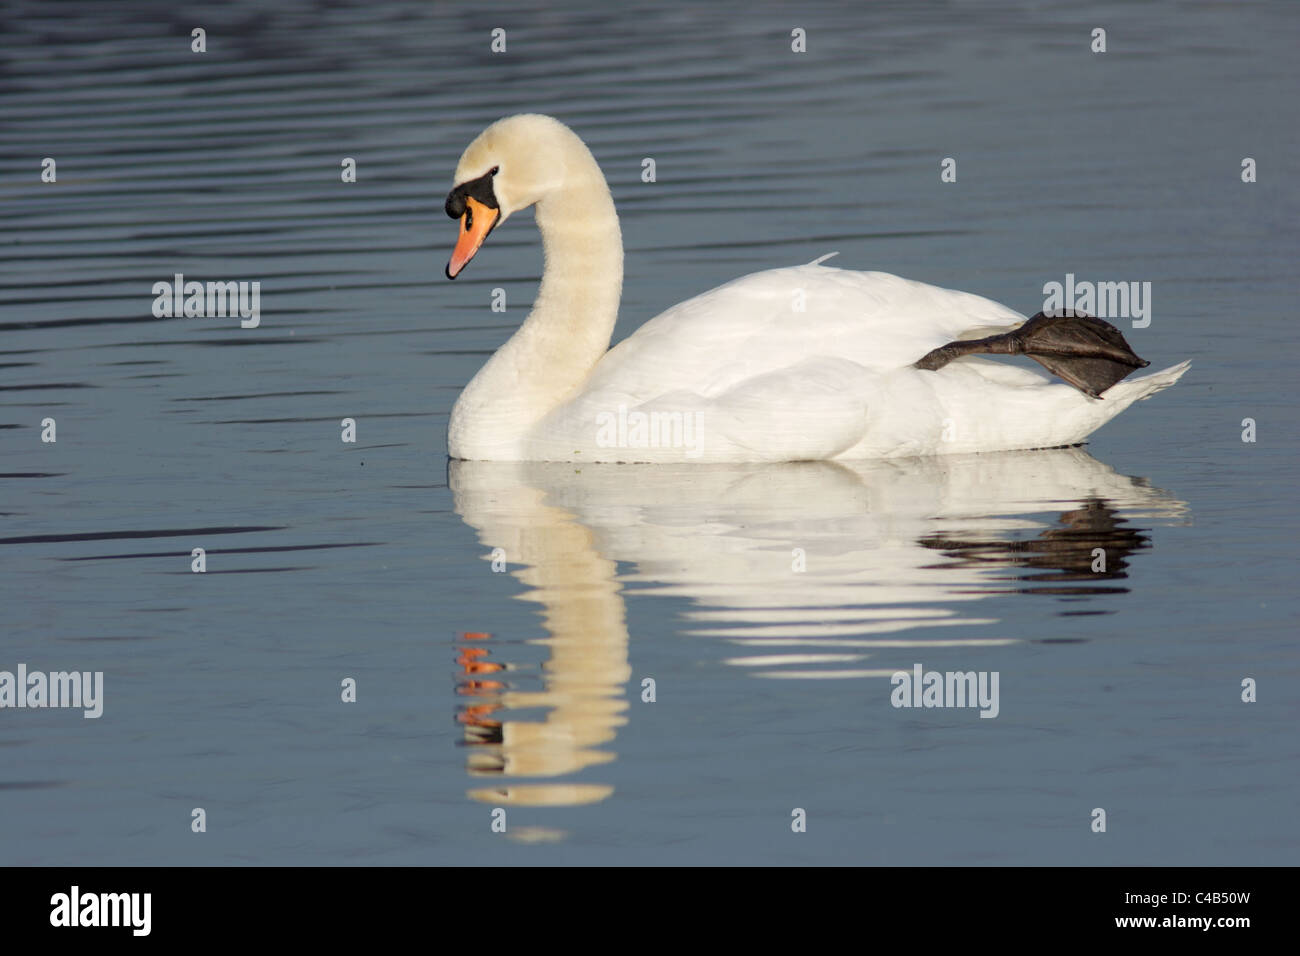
[0, 781, 66, 791]
[171, 390, 342, 402]
[0, 382, 96, 391]
[0, 525, 283, 546]
[1013, 585, 1131, 597]
[0, 315, 163, 333]
[162, 567, 313, 574]
[92, 336, 325, 349]
[55, 634, 167, 642]
[202, 412, 432, 424]
[61, 542, 380, 561]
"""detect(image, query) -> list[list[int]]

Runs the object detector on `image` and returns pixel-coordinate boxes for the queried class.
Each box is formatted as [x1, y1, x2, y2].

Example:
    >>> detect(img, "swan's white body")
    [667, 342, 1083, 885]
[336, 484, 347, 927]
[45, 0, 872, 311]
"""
[445, 115, 1187, 463]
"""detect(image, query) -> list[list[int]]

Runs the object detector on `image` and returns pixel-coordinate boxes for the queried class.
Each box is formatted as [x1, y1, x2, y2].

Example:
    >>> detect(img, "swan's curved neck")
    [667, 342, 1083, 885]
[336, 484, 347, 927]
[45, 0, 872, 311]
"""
[449, 164, 622, 460]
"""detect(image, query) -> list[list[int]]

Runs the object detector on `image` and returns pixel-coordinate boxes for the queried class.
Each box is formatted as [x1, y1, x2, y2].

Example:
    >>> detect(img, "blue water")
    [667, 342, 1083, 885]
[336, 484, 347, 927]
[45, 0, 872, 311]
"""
[1, 0, 1297, 864]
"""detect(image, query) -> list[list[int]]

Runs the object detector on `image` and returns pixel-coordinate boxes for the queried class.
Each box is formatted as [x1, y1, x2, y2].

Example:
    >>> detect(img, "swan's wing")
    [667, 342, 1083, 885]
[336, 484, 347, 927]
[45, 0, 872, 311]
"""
[587, 264, 1028, 400]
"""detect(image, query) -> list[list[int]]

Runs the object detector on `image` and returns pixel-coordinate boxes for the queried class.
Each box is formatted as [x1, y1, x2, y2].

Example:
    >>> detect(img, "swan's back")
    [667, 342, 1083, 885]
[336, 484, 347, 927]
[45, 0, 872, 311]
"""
[586, 262, 1027, 399]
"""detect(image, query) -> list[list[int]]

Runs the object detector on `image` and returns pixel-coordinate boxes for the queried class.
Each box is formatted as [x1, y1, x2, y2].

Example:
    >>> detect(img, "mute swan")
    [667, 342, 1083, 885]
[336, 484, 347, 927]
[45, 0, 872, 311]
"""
[443, 114, 1187, 463]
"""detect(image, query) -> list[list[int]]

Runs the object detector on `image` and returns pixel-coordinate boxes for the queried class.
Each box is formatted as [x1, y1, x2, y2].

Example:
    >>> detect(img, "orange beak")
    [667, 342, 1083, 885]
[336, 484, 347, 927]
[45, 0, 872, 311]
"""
[446, 197, 500, 279]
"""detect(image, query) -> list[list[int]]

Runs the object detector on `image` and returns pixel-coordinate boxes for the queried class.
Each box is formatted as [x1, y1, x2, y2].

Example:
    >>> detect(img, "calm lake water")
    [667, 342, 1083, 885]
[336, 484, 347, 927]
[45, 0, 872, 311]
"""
[2, 0, 1297, 865]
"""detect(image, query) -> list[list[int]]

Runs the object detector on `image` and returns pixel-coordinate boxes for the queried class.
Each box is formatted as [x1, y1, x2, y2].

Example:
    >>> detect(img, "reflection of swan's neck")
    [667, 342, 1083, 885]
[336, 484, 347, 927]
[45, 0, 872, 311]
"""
[451, 461, 631, 796]
[449, 162, 623, 460]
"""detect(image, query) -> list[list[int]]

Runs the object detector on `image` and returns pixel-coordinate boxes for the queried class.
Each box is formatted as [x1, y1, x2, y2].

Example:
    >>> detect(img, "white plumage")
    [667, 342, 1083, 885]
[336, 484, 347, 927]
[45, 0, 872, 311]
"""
[443, 115, 1187, 463]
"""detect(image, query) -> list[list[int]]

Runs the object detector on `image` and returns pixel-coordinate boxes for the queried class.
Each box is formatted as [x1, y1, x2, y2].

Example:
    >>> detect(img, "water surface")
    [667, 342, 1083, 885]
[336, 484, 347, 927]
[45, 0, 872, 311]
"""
[1, 0, 1297, 864]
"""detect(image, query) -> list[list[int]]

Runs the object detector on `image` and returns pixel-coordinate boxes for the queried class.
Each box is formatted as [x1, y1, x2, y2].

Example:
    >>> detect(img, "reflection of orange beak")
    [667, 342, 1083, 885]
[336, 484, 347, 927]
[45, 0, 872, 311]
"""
[446, 197, 499, 279]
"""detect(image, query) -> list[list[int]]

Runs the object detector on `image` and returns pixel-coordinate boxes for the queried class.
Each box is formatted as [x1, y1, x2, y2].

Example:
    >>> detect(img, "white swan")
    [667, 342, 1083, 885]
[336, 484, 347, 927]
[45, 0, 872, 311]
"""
[443, 114, 1188, 463]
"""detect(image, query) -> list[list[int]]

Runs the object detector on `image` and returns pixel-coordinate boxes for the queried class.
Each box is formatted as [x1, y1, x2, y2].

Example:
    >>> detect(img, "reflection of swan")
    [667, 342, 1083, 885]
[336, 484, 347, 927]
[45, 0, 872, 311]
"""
[449, 448, 1185, 807]
[442, 114, 1188, 462]
[451, 470, 630, 809]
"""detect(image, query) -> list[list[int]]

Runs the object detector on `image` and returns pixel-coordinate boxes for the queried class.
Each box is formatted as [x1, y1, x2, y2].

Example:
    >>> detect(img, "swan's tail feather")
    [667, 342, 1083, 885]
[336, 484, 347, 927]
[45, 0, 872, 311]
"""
[1101, 359, 1190, 403]
[1059, 359, 1189, 446]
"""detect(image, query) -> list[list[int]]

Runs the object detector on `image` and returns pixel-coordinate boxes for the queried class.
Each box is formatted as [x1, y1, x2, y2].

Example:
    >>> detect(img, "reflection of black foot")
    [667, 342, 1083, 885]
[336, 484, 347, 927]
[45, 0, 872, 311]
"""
[913, 312, 1151, 399]
[918, 496, 1149, 594]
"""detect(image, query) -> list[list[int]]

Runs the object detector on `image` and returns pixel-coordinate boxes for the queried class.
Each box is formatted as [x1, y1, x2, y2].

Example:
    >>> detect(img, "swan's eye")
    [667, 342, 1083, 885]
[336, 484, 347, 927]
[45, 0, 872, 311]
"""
[490, 165, 500, 176]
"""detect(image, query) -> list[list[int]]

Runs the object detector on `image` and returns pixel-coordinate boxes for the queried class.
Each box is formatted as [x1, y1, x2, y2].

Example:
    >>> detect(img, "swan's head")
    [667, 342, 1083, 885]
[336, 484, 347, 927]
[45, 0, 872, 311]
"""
[443, 114, 585, 279]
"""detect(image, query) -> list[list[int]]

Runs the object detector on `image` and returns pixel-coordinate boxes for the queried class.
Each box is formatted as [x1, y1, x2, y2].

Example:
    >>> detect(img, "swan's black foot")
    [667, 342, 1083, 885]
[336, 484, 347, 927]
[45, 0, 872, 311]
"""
[913, 312, 1150, 399]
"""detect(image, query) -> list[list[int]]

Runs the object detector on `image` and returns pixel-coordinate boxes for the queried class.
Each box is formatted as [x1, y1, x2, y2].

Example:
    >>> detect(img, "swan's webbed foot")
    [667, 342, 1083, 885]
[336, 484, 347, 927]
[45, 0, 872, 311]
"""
[913, 312, 1150, 399]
